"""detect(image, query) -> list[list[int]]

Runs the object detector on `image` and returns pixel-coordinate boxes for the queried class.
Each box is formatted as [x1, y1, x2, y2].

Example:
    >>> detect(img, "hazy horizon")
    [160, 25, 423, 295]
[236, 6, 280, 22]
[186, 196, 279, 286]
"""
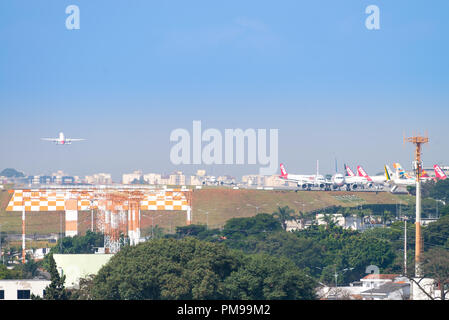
[1, 1, 448, 182]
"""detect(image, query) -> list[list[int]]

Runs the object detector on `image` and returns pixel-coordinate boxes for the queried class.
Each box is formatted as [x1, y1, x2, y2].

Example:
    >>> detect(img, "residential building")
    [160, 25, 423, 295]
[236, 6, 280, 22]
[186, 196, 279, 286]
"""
[317, 274, 411, 300]
[411, 277, 441, 300]
[143, 173, 162, 185]
[361, 282, 410, 300]
[242, 175, 264, 186]
[168, 171, 186, 186]
[316, 214, 363, 230]
[190, 175, 202, 186]
[264, 175, 287, 187]
[85, 173, 113, 185]
[0, 280, 50, 300]
[53, 254, 114, 289]
[122, 170, 143, 184]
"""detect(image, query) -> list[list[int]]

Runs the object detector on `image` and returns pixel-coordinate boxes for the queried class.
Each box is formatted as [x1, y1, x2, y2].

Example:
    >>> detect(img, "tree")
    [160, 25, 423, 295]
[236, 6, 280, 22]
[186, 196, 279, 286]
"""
[223, 253, 316, 300]
[223, 214, 282, 240]
[90, 238, 315, 300]
[421, 248, 449, 300]
[272, 206, 295, 230]
[0, 168, 24, 178]
[70, 275, 96, 300]
[39, 254, 69, 300]
[321, 213, 336, 229]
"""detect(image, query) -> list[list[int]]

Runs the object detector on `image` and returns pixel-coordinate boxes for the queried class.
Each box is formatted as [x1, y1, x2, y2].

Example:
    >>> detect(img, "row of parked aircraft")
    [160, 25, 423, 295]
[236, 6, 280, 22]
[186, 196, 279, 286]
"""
[279, 163, 447, 192]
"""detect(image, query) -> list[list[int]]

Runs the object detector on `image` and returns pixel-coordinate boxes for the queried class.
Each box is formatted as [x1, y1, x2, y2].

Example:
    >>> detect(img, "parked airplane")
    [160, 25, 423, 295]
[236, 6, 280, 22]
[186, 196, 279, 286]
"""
[393, 163, 412, 179]
[384, 165, 415, 192]
[279, 163, 329, 190]
[41, 132, 85, 145]
[343, 164, 370, 190]
[434, 164, 447, 180]
[357, 165, 387, 186]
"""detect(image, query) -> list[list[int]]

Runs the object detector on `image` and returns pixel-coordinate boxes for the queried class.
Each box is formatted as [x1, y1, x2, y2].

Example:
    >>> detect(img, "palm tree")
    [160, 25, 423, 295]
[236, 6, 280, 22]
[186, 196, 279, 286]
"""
[382, 210, 392, 226]
[321, 213, 336, 229]
[341, 208, 352, 227]
[273, 206, 295, 230]
[297, 210, 308, 229]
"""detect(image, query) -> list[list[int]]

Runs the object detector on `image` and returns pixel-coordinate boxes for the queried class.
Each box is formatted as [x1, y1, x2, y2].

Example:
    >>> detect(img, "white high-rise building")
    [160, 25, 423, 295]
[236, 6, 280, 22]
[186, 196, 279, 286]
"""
[122, 171, 143, 184]
[143, 173, 162, 185]
[85, 173, 113, 185]
[169, 171, 186, 186]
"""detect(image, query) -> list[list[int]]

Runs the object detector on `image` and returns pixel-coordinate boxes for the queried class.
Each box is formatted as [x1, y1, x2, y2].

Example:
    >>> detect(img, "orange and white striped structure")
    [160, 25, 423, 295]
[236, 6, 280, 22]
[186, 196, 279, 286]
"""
[7, 187, 192, 254]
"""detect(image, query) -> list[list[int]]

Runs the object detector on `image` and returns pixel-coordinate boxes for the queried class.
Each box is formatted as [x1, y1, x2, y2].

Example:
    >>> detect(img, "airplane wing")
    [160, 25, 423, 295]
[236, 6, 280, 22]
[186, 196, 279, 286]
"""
[66, 138, 86, 142]
[41, 138, 58, 142]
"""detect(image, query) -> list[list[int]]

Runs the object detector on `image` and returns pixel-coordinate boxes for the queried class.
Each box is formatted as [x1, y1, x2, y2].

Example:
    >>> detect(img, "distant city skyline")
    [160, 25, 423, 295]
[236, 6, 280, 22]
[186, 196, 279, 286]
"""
[1, 1, 448, 181]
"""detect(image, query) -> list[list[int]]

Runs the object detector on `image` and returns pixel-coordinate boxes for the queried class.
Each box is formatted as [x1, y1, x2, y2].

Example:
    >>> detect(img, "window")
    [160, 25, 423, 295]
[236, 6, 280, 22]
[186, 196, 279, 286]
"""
[17, 290, 31, 300]
[0, 290, 4, 300]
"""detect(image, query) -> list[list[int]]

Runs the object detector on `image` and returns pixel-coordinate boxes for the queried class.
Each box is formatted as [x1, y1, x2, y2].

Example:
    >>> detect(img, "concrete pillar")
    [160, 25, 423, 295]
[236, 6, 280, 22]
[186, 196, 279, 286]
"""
[65, 199, 78, 237]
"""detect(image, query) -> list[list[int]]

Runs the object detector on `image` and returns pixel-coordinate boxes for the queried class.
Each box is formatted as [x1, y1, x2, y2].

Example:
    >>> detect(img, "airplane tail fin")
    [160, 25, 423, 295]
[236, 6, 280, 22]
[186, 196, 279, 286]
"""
[393, 162, 411, 178]
[384, 165, 391, 181]
[421, 169, 430, 178]
[357, 166, 372, 181]
[279, 163, 288, 179]
[434, 164, 447, 180]
[345, 164, 355, 177]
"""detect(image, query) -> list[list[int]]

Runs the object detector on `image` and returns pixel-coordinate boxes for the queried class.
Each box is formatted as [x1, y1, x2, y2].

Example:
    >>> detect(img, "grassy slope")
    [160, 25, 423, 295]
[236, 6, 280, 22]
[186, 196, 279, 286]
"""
[0, 188, 411, 234]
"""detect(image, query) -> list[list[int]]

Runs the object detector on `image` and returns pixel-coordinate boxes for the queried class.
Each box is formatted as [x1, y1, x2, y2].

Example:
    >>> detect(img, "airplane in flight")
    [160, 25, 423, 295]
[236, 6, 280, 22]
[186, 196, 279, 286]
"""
[41, 132, 86, 145]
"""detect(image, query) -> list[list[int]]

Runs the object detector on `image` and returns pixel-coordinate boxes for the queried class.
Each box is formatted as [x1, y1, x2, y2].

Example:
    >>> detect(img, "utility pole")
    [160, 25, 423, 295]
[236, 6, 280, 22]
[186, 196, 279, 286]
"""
[91, 205, 94, 232]
[0, 224, 2, 265]
[334, 265, 338, 288]
[404, 217, 407, 276]
[405, 134, 429, 278]
[22, 207, 26, 264]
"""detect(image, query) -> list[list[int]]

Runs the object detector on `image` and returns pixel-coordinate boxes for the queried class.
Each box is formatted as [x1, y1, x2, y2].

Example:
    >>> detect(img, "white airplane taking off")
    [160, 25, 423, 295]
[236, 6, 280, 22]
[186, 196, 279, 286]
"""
[41, 132, 86, 145]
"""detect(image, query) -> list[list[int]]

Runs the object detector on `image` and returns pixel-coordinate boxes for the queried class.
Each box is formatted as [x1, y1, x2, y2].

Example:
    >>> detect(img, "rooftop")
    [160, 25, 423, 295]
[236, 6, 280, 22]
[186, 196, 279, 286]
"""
[362, 274, 400, 280]
[361, 282, 409, 295]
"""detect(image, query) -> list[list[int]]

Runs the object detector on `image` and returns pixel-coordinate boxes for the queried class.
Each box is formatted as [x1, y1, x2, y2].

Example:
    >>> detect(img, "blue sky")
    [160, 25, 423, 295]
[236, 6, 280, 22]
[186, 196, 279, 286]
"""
[1, 1, 448, 181]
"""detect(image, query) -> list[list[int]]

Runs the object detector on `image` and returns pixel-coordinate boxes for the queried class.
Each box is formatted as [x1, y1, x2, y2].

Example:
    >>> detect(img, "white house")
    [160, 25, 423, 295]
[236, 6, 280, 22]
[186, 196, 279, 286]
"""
[360, 274, 400, 289]
[0, 280, 50, 300]
[317, 274, 411, 300]
[316, 214, 363, 230]
[361, 282, 410, 300]
[411, 278, 441, 300]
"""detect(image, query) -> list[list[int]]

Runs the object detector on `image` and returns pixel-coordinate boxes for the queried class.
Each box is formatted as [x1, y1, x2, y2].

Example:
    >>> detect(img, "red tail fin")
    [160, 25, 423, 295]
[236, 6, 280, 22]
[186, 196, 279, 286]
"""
[357, 166, 372, 181]
[434, 165, 447, 180]
[279, 163, 288, 179]
[345, 164, 355, 177]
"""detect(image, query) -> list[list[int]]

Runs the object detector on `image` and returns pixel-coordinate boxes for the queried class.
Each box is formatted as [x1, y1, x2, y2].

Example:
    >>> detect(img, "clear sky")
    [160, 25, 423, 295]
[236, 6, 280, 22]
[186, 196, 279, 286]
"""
[1, 1, 448, 181]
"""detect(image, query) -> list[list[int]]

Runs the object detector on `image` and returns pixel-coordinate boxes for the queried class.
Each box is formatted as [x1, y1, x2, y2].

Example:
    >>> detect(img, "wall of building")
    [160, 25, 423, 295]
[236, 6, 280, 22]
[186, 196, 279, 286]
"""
[0, 280, 50, 300]
[53, 254, 114, 289]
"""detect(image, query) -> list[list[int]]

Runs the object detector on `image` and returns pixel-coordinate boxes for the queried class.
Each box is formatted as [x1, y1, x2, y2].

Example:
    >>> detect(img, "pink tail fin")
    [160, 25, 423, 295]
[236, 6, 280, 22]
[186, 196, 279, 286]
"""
[345, 164, 355, 177]
[434, 165, 447, 180]
[357, 166, 372, 181]
[280, 163, 288, 178]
